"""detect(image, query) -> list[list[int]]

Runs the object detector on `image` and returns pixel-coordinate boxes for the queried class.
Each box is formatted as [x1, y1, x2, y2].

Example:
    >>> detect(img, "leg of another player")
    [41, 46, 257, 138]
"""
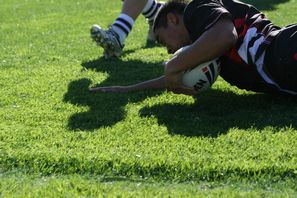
[90, 0, 146, 59]
[121, 0, 164, 41]
[121, 0, 147, 20]
[90, 0, 163, 59]
[141, 0, 165, 41]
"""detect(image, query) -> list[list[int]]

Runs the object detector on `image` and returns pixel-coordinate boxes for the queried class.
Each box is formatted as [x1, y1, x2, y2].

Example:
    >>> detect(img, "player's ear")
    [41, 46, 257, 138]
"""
[166, 12, 179, 25]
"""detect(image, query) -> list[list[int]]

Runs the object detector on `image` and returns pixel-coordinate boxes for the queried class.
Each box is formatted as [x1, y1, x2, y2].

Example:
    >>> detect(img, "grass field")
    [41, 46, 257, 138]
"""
[1, 0, 297, 197]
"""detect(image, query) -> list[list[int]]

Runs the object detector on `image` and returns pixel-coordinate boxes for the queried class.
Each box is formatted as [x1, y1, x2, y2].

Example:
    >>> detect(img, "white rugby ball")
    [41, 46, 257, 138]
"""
[174, 46, 221, 93]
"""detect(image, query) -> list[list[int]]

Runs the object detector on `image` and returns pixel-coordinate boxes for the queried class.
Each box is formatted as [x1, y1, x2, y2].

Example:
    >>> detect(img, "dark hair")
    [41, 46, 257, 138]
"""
[153, 0, 188, 32]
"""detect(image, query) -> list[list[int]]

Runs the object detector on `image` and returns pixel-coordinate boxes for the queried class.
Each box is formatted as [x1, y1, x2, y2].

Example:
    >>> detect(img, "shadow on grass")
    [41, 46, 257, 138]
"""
[64, 56, 297, 134]
[140, 90, 297, 137]
[243, 0, 289, 11]
[63, 57, 163, 131]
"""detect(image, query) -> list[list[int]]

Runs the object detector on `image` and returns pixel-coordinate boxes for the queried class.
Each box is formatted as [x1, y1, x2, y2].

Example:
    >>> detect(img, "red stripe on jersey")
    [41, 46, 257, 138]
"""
[234, 17, 249, 38]
[239, 24, 249, 38]
[202, 67, 208, 73]
[225, 48, 243, 64]
[294, 53, 297, 61]
[234, 17, 245, 28]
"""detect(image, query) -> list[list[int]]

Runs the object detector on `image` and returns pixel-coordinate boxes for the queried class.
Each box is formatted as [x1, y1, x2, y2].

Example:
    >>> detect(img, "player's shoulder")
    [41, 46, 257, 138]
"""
[185, 0, 221, 18]
[184, 0, 203, 16]
[185, 0, 222, 12]
[187, 0, 223, 6]
[186, 0, 206, 9]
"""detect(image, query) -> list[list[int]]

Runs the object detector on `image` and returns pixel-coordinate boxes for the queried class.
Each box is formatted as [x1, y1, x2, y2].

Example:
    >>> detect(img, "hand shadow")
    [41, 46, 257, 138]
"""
[63, 57, 163, 131]
[140, 90, 297, 137]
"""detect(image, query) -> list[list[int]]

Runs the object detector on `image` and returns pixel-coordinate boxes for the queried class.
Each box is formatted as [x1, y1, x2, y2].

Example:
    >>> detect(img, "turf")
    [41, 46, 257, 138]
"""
[1, 0, 297, 197]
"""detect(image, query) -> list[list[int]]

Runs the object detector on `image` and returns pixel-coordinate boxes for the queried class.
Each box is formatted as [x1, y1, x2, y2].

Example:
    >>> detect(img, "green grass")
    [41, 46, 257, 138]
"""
[1, 0, 297, 197]
[1, 172, 297, 197]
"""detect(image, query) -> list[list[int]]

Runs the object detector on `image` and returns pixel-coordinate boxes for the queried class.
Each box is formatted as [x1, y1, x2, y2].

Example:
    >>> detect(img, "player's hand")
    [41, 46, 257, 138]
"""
[172, 86, 198, 95]
[89, 86, 130, 93]
[164, 64, 197, 96]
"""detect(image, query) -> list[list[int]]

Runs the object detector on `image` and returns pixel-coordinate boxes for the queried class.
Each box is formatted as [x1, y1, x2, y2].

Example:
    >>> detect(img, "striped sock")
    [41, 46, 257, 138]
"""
[111, 13, 134, 45]
[142, 0, 162, 22]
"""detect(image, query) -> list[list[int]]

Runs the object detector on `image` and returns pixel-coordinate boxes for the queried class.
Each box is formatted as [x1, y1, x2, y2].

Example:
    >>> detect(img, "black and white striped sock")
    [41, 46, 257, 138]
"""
[111, 13, 134, 45]
[142, 0, 162, 23]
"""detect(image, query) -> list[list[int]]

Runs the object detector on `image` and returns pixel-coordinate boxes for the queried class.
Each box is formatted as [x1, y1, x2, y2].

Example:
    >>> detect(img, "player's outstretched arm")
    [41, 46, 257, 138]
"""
[89, 74, 196, 95]
[89, 76, 166, 93]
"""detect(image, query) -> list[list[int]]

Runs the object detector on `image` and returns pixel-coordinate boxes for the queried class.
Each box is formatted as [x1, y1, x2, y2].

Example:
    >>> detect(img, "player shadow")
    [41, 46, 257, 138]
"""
[139, 90, 297, 137]
[243, 0, 289, 10]
[63, 57, 163, 131]
[120, 48, 137, 57]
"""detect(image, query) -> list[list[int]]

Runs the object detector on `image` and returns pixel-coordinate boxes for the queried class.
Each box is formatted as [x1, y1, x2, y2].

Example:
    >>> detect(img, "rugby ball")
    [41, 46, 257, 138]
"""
[174, 46, 220, 93]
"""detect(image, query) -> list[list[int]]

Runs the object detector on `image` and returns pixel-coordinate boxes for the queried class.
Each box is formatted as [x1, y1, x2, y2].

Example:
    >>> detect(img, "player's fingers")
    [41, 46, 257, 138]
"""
[89, 87, 109, 92]
[89, 87, 100, 92]
[172, 86, 197, 95]
[182, 86, 197, 95]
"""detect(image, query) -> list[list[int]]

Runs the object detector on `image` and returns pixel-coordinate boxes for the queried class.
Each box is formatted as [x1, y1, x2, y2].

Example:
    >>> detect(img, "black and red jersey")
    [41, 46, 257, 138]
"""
[183, 0, 296, 94]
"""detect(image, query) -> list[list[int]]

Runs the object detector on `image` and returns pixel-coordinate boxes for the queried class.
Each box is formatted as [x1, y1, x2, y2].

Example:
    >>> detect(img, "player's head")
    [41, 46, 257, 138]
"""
[153, 0, 191, 54]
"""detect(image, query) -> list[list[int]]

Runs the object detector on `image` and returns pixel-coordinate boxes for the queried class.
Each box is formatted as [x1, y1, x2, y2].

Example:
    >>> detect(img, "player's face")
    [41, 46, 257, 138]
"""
[155, 15, 191, 54]
[155, 26, 183, 54]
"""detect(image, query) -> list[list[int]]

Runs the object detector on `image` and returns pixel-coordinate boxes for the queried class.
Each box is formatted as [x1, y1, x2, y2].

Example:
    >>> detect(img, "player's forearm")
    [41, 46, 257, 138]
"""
[166, 17, 237, 74]
[126, 75, 165, 91]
